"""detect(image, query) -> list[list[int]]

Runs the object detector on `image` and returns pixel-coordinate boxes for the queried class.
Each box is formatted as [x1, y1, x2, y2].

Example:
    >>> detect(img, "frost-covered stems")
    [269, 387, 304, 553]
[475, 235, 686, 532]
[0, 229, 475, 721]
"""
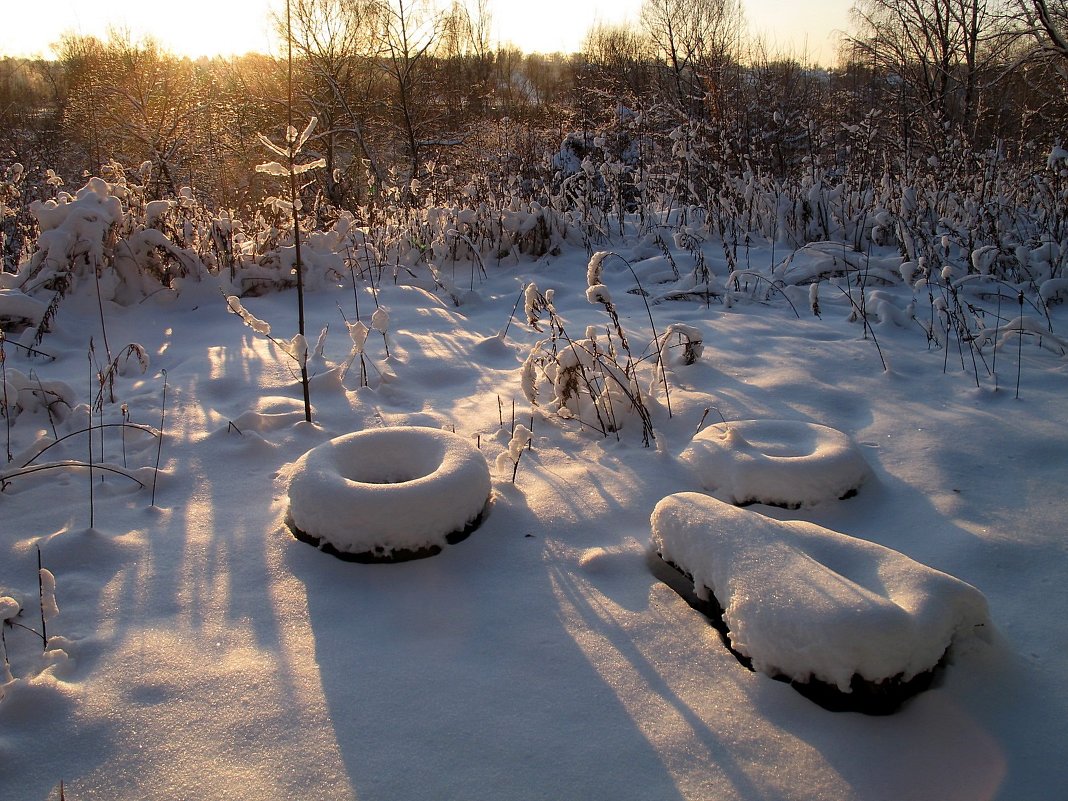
[87, 351, 95, 528]
[0, 550, 58, 669]
[1, 595, 17, 682]
[225, 296, 310, 372]
[37, 547, 58, 649]
[1, 331, 11, 464]
[341, 320, 371, 386]
[291, 164, 311, 422]
[523, 280, 656, 446]
[726, 270, 802, 318]
[587, 250, 673, 418]
[823, 280, 889, 372]
[371, 307, 391, 358]
[151, 369, 167, 507]
[522, 285, 611, 436]
[93, 343, 150, 409]
[1016, 291, 1025, 399]
[663, 323, 704, 366]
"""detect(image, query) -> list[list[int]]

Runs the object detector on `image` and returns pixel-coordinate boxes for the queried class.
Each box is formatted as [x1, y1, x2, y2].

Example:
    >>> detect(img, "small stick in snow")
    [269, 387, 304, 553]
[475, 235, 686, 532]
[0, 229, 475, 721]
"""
[37, 546, 46, 649]
[152, 369, 168, 507]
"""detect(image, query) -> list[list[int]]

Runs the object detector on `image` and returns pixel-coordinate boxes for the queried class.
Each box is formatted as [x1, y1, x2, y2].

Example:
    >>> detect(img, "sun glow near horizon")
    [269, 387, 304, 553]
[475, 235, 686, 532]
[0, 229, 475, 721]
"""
[1, 0, 850, 65]
[2, 0, 277, 59]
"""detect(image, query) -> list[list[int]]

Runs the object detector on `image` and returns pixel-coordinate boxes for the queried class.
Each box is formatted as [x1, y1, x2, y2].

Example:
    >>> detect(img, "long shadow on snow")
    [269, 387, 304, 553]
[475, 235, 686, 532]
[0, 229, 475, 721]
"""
[53, 329, 329, 799]
[734, 455, 1067, 800]
[287, 482, 691, 801]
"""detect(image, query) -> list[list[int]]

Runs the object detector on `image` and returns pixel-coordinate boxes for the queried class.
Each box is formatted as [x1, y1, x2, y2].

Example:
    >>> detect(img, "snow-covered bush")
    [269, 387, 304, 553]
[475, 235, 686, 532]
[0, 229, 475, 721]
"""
[4, 170, 211, 352]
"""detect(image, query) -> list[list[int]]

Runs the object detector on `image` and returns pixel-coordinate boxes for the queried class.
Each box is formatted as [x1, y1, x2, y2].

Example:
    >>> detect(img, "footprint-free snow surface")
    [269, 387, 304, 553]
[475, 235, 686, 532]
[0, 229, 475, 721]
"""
[1, 240, 1067, 801]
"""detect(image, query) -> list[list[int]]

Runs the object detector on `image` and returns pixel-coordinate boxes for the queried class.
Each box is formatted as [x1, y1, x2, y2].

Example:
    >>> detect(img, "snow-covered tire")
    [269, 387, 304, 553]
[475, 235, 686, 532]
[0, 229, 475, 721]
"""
[680, 420, 871, 508]
[286, 426, 492, 562]
[650, 492, 990, 714]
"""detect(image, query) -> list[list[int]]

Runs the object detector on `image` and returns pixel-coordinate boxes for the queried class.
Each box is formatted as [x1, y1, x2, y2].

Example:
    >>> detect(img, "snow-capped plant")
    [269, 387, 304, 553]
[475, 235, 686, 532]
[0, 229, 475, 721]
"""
[255, 119, 327, 186]
[1, 595, 19, 687]
[520, 282, 655, 446]
[94, 341, 150, 408]
[370, 306, 391, 358]
[0, 549, 62, 702]
[584, 251, 672, 418]
[340, 319, 371, 386]
[254, 116, 327, 424]
[227, 295, 273, 336]
[18, 171, 205, 312]
[0, 361, 77, 429]
[39, 567, 58, 631]
[496, 423, 532, 483]
[662, 323, 704, 366]
[0, 163, 35, 275]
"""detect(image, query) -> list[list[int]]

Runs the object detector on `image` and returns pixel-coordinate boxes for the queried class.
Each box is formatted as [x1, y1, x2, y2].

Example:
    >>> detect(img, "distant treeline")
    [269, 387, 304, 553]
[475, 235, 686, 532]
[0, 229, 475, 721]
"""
[0, 0, 1065, 215]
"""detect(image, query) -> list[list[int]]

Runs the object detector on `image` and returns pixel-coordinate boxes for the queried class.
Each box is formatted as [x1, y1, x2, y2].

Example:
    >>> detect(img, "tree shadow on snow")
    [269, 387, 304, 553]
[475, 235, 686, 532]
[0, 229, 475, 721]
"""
[285, 478, 698, 801]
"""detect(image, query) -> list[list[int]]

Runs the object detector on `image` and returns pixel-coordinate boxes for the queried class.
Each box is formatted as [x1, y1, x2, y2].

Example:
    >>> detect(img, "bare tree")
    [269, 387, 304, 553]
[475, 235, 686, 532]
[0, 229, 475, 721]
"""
[56, 32, 205, 193]
[582, 22, 653, 102]
[640, 0, 745, 118]
[847, 0, 1004, 136]
[279, 0, 498, 208]
[1014, 0, 1068, 75]
[281, 0, 385, 207]
[54, 35, 106, 175]
[373, 0, 444, 193]
[434, 0, 495, 121]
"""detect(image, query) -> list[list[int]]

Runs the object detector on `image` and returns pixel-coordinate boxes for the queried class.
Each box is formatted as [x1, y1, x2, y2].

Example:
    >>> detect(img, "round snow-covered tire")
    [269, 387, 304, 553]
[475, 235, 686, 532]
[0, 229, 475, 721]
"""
[286, 426, 492, 562]
[680, 420, 870, 509]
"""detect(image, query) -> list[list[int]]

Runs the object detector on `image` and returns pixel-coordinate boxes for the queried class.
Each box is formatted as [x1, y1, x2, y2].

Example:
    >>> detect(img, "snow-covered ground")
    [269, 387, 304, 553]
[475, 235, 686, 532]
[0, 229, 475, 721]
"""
[1, 235, 1066, 801]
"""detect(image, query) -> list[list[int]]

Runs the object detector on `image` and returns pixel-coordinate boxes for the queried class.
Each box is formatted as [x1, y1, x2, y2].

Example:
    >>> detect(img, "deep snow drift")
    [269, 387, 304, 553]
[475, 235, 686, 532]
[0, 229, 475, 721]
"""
[1, 231, 1067, 801]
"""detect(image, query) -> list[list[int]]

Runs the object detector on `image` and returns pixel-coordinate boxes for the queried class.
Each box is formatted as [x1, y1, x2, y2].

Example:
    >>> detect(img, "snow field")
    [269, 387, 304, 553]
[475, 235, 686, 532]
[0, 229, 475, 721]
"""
[0, 230, 1066, 800]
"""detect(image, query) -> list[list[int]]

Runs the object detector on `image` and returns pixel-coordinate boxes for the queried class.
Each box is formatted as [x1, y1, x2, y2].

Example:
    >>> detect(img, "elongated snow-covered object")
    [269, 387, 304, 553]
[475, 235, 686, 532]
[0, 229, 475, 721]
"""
[651, 492, 990, 712]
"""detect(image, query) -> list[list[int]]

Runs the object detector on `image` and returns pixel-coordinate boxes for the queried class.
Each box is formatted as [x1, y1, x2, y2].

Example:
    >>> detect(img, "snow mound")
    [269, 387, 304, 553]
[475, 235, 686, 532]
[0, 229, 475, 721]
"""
[286, 426, 491, 562]
[0, 289, 47, 328]
[680, 420, 871, 508]
[651, 493, 991, 710]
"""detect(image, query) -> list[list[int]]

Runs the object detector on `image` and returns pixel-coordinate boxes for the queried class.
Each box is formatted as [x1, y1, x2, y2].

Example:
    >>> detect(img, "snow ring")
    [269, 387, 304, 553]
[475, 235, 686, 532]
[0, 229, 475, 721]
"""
[286, 427, 492, 562]
[680, 420, 871, 508]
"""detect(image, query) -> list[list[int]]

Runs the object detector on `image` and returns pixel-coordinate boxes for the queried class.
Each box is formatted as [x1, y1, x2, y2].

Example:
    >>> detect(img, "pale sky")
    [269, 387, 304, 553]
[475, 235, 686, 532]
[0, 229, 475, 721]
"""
[0, 0, 852, 65]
